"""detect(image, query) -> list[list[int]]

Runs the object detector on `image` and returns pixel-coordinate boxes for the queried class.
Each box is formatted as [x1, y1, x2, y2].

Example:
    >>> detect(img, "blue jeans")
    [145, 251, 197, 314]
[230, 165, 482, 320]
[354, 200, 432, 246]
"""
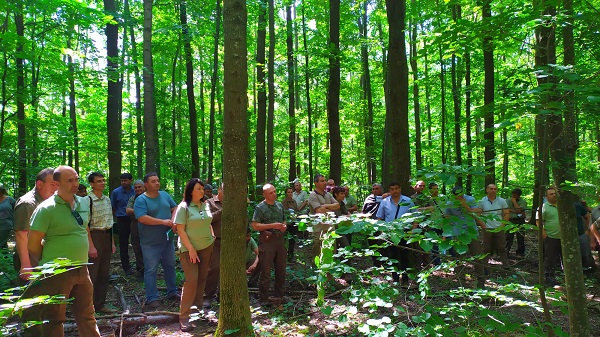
[142, 239, 178, 302]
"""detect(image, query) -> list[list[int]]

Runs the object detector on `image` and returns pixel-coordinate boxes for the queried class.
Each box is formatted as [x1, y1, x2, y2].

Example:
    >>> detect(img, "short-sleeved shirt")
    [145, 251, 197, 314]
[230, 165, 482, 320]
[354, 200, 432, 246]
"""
[245, 237, 258, 264]
[575, 202, 588, 235]
[362, 194, 383, 219]
[0, 196, 16, 231]
[477, 196, 508, 229]
[206, 196, 223, 238]
[376, 195, 414, 222]
[252, 201, 285, 229]
[29, 195, 89, 265]
[14, 188, 44, 232]
[88, 193, 113, 230]
[445, 194, 478, 236]
[308, 190, 338, 214]
[345, 195, 358, 212]
[292, 190, 308, 209]
[591, 205, 600, 223]
[426, 195, 448, 222]
[111, 186, 135, 217]
[134, 191, 177, 246]
[508, 198, 527, 220]
[174, 201, 214, 252]
[538, 202, 560, 239]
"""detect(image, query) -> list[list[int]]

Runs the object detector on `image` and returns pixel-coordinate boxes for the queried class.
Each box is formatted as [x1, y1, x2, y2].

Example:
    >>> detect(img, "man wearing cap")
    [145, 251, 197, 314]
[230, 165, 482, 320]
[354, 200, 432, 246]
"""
[111, 172, 135, 275]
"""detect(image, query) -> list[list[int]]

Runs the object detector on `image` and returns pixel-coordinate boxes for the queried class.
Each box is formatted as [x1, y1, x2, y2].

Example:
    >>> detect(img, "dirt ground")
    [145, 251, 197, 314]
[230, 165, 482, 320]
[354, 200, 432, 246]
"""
[59, 231, 600, 337]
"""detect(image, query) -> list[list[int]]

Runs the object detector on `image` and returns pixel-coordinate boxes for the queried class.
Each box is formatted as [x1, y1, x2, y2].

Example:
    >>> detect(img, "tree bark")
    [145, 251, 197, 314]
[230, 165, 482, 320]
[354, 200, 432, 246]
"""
[301, 4, 314, 190]
[215, 0, 253, 335]
[255, 0, 267, 186]
[286, 4, 296, 182]
[410, 0, 421, 172]
[482, 0, 495, 185]
[143, 0, 159, 174]
[358, 1, 375, 183]
[451, 4, 462, 186]
[385, 0, 410, 190]
[15, 0, 27, 196]
[327, 0, 341, 185]
[266, 0, 275, 181]
[180, 0, 199, 178]
[209, 0, 222, 183]
[105, 0, 122, 192]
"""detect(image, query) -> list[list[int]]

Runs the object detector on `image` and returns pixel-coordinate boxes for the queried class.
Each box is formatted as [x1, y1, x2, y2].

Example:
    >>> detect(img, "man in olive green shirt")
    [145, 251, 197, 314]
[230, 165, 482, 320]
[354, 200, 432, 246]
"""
[252, 184, 287, 305]
[24, 166, 100, 337]
[536, 187, 561, 286]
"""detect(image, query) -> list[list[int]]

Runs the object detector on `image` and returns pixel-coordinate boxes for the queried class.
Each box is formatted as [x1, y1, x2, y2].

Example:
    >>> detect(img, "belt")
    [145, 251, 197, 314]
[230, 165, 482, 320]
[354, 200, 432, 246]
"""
[91, 228, 112, 232]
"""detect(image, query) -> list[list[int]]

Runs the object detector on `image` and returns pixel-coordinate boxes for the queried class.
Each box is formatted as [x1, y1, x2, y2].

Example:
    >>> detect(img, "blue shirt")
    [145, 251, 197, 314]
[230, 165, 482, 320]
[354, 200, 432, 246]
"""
[134, 191, 177, 246]
[111, 186, 135, 217]
[445, 195, 478, 237]
[376, 195, 414, 222]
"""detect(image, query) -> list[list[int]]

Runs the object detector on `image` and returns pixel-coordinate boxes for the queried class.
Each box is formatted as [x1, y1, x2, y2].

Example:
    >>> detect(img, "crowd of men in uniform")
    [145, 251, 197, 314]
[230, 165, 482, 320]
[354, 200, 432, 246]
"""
[7, 166, 600, 335]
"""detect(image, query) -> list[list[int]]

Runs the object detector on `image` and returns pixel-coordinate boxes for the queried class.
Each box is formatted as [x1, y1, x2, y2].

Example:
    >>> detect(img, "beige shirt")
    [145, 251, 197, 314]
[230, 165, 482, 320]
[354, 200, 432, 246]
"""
[88, 193, 114, 230]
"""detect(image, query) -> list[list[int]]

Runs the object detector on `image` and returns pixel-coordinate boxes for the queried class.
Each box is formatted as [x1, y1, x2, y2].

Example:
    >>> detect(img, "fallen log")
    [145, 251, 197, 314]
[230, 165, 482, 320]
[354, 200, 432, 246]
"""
[63, 312, 180, 333]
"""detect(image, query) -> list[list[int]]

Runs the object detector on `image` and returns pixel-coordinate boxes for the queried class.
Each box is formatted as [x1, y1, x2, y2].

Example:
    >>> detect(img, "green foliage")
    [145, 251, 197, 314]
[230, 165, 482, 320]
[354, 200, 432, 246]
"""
[0, 259, 89, 336]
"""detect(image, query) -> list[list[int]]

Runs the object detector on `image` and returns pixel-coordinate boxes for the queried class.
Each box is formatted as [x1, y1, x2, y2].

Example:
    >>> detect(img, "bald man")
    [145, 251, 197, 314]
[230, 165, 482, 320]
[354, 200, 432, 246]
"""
[252, 184, 287, 305]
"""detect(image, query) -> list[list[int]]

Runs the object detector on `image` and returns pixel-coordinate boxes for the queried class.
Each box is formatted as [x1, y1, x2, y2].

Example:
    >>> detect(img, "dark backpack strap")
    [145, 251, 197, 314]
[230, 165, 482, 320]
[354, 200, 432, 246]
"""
[394, 202, 401, 219]
[88, 196, 94, 227]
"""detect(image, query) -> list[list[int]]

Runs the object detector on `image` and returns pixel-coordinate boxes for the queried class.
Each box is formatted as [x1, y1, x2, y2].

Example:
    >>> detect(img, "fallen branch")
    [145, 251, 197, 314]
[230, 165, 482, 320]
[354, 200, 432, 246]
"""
[63, 312, 180, 332]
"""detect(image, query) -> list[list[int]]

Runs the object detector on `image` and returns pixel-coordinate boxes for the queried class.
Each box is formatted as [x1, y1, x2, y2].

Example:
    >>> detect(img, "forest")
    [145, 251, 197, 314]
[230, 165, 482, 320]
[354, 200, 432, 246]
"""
[1, 0, 600, 335]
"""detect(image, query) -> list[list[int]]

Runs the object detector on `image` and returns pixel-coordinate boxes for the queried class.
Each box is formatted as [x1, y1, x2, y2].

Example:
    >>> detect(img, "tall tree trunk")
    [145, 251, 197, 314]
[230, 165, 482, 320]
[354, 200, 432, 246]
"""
[215, 0, 253, 335]
[67, 31, 79, 172]
[266, 0, 275, 181]
[439, 44, 447, 167]
[378, 20, 391, 184]
[385, 0, 410, 190]
[255, 0, 267, 186]
[482, 0, 495, 185]
[180, 0, 199, 178]
[410, 0, 422, 171]
[15, 0, 26, 196]
[286, 4, 296, 182]
[423, 24, 432, 168]
[465, 49, 472, 193]
[0, 15, 9, 151]
[301, 4, 314, 189]
[451, 4, 462, 186]
[359, 1, 375, 183]
[327, 0, 341, 184]
[143, 0, 159, 174]
[105, 0, 122, 192]
[125, 0, 143, 178]
[209, 0, 222, 183]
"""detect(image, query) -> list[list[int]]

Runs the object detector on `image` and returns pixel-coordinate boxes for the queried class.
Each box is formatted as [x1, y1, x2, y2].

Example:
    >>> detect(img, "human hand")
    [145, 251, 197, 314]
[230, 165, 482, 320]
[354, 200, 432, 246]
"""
[163, 219, 173, 227]
[88, 246, 98, 259]
[19, 265, 32, 281]
[188, 250, 200, 264]
[112, 244, 117, 254]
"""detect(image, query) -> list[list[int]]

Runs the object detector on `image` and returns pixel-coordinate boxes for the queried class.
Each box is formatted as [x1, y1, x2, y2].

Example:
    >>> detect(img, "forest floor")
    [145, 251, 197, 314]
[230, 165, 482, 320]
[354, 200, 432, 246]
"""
[49, 231, 600, 336]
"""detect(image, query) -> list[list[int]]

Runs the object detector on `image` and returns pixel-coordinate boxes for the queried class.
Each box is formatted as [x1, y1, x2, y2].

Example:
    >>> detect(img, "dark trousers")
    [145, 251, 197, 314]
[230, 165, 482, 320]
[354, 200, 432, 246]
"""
[22, 267, 100, 337]
[505, 218, 526, 256]
[388, 240, 410, 283]
[544, 237, 562, 277]
[287, 222, 298, 261]
[88, 230, 112, 310]
[258, 234, 286, 300]
[130, 219, 144, 275]
[179, 245, 212, 321]
[482, 228, 509, 266]
[116, 216, 132, 271]
[204, 238, 221, 301]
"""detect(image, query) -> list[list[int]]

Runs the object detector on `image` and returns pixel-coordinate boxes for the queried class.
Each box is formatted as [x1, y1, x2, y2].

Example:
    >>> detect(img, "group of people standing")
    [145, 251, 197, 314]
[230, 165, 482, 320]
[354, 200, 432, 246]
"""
[4, 166, 599, 336]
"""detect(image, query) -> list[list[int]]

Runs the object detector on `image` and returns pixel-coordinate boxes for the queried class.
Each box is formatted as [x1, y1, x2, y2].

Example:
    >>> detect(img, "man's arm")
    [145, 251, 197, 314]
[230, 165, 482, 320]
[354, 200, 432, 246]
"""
[15, 230, 32, 279]
[251, 220, 287, 232]
[27, 230, 45, 267]
[137, 215, 173, 227]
